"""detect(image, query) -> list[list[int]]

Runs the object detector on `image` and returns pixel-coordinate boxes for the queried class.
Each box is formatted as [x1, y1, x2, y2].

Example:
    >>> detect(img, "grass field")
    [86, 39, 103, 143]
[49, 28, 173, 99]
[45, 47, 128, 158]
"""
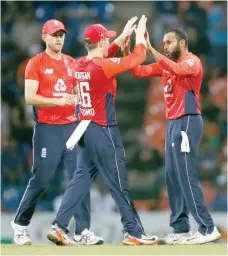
[1, 244, 227, 255]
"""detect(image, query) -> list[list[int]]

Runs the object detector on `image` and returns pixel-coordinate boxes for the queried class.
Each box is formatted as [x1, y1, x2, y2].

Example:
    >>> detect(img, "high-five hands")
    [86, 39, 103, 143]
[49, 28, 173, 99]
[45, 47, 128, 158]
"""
[121, 36, 131, 56]
[135, 15, 148, 40]
[144, 31, 153, 54]
[121, 16, 138, 38]
[114, 16, 138, 47]
[121, 15, 148, 55]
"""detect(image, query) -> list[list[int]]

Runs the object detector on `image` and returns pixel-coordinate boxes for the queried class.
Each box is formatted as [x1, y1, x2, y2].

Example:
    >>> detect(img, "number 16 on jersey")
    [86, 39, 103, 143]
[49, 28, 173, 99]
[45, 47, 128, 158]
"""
[77, 81, 92, 108]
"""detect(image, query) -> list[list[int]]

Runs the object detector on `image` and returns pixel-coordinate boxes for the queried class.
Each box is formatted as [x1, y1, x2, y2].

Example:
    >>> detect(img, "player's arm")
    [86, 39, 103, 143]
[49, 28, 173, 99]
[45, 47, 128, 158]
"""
[148, 47, 200, 76]
[25, 79, 58, 106]
[142, 31, 200, 76]
[102, 15, 148, 78]
[121, 33, 162, 78]
[72, 82, 79, 105]
[107, 42, 120, 58]
[25, 58, 76, 106]
[132, 63, 163, 77]
[73, 86, 77, 94]
[25, 80, 76, 106]
[102, 44, 147, 78]
[107, 16, 139, 57]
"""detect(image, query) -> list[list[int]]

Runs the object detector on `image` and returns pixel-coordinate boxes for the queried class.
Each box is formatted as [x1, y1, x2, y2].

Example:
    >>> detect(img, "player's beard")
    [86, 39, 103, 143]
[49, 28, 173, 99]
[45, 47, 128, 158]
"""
[170, 44, 181, 61]
[48, 43, 62, 53]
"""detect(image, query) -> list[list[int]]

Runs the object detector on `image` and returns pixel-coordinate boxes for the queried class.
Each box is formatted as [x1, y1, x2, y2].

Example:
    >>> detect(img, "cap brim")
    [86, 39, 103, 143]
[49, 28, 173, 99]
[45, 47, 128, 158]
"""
[49, 28, 68, 35]
[107, 30, 116, 38]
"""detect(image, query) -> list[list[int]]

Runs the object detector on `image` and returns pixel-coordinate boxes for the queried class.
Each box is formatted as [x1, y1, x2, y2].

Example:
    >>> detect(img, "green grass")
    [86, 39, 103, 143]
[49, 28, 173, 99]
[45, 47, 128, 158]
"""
[1, 244, 227, 255]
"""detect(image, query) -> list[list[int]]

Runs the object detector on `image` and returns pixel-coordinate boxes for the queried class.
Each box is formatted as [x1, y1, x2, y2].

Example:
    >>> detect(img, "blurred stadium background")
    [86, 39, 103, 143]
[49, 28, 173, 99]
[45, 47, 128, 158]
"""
[1, 1, 227, 244]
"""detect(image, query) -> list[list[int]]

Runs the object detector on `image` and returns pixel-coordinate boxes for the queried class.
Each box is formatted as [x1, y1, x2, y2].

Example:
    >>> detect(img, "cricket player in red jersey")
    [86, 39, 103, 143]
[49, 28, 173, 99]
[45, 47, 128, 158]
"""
[48, 15, 159, 246]
[11, 19, 104, 246]
[122, 28, 221, 245]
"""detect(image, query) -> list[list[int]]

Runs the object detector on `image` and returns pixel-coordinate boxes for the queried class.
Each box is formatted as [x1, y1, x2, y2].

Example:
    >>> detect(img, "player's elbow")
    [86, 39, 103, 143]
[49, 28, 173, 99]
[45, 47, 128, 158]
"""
[131, 68, 139, 77]
[129, 58, 146, 72]
[25, 94, 34, 105]
[131, 69, 142, 78]
[135, 54, 146, 67]
[130, 50, 146, 69]
[24, 80, 39, 104]
[25, 97, 32, 105]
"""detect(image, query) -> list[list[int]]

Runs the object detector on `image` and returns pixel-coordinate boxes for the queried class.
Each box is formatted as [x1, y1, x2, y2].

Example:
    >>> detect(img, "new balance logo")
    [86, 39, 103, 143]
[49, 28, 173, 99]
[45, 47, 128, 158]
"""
[41, 148, 47, 158]
[44, 69, 53, 74]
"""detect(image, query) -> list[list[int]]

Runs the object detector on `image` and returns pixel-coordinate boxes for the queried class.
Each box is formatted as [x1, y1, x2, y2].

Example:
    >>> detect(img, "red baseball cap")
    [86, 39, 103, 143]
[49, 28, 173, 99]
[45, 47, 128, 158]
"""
[42, 19, 67, 35]
[84, 24, 116, 43]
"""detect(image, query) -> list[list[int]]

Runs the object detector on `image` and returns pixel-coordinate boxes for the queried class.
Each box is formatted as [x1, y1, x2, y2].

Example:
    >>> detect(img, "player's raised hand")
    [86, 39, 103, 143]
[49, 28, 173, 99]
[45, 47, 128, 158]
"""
[121, 16, 138, 38]
[121, 36, 131, 56]
[57, 94, 76, 106]
[134, 15, 147, 47]
[114, 16, 138, 47]
[144, 31, 153, 53]
[135, 15, 147, 38]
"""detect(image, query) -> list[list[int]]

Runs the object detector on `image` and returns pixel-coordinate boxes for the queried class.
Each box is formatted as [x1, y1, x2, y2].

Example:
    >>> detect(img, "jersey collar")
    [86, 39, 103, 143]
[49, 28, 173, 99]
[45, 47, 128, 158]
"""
[177, 52, 192, 63]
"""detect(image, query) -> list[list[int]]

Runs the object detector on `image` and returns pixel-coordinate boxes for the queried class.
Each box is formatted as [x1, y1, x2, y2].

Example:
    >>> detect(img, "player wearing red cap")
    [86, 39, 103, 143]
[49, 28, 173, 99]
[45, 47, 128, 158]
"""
[47, 15, 159, 246]
[122, 29, 221, 245]
[10, 19, 104, 246]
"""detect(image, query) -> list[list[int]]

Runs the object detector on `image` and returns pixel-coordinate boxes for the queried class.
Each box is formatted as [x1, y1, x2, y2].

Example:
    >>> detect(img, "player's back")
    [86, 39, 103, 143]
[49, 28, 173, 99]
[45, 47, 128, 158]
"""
[75, 56, 117, 126]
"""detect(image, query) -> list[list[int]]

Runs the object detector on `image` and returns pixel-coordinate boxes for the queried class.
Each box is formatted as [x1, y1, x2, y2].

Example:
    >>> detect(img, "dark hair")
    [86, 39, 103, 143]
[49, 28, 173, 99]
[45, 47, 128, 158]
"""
[164, 28, 188, 48]
[84, 38, 98, 51]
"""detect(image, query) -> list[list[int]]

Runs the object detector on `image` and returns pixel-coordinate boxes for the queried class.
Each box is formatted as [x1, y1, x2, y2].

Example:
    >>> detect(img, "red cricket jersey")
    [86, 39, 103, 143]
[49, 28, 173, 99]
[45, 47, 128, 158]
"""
[25, 51, 77, 124]
[74, 44, 146, 126]
[132, 53, 203, 119]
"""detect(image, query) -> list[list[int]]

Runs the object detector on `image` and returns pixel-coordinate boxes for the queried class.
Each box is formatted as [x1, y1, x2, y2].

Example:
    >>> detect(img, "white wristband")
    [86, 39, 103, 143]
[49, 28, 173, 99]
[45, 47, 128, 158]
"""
[135, 38, 147, 48]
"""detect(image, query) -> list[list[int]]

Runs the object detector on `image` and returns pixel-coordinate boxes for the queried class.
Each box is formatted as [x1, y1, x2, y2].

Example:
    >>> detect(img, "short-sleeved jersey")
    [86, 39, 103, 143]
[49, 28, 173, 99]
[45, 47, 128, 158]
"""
[132, 53, 203, 119]
[74, 44, 146, 126]
[25, 51, 77, 124]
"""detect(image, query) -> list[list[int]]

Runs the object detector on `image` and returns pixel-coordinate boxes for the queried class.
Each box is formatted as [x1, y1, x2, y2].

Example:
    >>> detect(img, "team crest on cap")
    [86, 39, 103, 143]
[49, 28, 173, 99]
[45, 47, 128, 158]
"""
[54, 20, 60, 26]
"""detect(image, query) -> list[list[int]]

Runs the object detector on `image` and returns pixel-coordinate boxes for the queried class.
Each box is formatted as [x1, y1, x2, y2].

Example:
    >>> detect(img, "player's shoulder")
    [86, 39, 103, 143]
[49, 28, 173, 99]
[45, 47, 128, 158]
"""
[75, 56, 86, 64]
[62, 53, 76, 62]
[25, 52, 45, 71]
[92, 57, 104, 66]
[27, 51, 45, 64]
[188, 53, 201, 61]
[74, 56, 88, 69]
[183, 53, 201, 66]
[93, 57, 120, 66]
[75, 56, 105, 71]
[61, 54, 77, 67]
